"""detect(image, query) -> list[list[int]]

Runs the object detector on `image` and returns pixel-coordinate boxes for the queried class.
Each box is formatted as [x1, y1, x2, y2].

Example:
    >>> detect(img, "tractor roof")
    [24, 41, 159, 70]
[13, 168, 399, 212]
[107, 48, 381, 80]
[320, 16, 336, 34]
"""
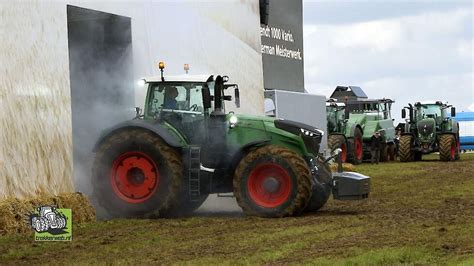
[416, 101, 444, 105]
[143, 74, 212, 83]
[326, 101, 345, 107]
[330, 86, 368, 101]
[346, 98, 395, 104]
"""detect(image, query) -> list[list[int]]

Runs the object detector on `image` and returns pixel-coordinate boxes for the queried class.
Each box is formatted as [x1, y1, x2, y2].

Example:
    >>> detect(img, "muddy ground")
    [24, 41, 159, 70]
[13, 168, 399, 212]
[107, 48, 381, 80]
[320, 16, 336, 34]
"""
[0, 154, 473, 264]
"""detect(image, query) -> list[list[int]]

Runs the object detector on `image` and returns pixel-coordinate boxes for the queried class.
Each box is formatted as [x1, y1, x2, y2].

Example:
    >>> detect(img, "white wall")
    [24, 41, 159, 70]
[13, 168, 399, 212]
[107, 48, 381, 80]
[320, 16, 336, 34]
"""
[0, 0, 264, 199]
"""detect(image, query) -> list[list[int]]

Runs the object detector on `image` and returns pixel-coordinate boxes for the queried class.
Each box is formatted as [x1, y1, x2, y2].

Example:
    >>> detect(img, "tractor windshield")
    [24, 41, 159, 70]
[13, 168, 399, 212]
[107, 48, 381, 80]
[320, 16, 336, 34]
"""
[418, 104, 442, 119]
[147, 82, 207, 116]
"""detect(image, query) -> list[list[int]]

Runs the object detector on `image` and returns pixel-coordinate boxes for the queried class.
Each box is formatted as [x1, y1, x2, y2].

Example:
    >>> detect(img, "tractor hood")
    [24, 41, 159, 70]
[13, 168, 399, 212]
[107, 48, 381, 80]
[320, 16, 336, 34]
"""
[417, 118, 436, 140]
[229, 114, 324, 156]
[231, 114, 324, 137]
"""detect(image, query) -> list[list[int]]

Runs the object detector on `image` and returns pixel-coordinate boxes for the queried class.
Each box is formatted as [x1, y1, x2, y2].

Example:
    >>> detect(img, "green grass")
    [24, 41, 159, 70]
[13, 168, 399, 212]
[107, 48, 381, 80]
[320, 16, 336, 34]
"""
[1, 154, 473, 264]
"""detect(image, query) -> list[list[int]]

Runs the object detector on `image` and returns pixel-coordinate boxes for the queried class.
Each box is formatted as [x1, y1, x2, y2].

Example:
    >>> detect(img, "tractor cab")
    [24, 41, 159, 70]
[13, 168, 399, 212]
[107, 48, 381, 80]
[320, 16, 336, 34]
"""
[139, 65, 240, 148]
[345, 99, 394, 120]
[325, 99, 347, 134]
[142, 75, 239, 120]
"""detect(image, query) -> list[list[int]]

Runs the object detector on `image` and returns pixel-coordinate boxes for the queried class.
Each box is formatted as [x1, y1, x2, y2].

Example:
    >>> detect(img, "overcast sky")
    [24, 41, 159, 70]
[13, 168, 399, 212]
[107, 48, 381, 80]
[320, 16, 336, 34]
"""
[302, 0, 473, 123]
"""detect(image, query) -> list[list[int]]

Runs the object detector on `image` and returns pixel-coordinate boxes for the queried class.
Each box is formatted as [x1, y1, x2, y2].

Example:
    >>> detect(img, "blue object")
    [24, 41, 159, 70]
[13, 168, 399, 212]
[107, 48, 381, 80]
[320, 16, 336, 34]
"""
[451, 112, 474, 150]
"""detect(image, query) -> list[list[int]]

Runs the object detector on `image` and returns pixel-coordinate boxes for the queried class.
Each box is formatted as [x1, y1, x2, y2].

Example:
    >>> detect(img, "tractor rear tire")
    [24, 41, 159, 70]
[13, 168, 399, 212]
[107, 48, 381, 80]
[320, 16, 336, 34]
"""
[328, 135, 347, 162]
[439, 134, 456, 161]
[304, 158, 332, 213]
[349, 128, 363, 165]
[233, 145, 312, 217]
[92, 129, 182, 218]
[399, 135, 414, 162]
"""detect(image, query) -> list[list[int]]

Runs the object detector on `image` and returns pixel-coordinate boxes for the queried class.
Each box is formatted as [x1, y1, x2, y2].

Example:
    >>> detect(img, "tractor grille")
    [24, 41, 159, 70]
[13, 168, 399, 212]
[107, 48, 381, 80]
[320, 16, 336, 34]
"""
[274, 119, 323, 155]
[302, 134, 322, 156]
[417, 119, 435, 137]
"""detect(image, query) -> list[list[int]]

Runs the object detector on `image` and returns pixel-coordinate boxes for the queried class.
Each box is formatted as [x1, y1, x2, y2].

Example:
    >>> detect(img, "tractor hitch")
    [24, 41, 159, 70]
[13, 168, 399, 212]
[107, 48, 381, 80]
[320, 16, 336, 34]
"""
[332, 172, 370, 200]
[327, 148, 371, 200]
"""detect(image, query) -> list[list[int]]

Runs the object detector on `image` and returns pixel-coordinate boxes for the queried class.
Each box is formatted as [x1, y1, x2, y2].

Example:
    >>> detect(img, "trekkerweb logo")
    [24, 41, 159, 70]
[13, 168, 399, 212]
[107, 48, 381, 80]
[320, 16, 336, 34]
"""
[29, 206, 72, 241]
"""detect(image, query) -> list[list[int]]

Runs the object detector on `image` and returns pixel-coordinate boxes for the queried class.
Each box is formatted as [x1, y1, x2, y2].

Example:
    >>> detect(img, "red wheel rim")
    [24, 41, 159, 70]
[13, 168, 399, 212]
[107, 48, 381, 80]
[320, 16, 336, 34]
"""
[110, 151, 159, 204]
[340, 142, 347, 163]
[355, 137, 363, 160]
[247, 163, 292, 208]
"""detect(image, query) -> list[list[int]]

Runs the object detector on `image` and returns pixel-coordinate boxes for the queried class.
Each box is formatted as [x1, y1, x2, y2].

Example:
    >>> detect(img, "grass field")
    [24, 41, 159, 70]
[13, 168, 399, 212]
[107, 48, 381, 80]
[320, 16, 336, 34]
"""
[1, 154, 473, 264]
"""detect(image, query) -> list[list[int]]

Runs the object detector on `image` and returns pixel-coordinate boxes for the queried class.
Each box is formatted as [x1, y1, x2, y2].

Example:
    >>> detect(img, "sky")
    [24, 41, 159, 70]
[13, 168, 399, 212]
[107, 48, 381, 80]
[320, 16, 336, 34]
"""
[302, 0, 473, 123]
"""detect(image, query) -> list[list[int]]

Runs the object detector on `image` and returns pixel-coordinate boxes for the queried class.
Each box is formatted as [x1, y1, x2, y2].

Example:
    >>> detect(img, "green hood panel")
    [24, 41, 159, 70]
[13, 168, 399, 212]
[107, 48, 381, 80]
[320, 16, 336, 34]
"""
[226, 114, 311, 157]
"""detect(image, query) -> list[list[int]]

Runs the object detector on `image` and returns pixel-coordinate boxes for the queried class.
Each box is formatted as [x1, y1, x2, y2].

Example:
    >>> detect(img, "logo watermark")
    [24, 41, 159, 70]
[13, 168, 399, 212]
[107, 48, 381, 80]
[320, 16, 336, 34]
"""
[29, 206, 72, 241]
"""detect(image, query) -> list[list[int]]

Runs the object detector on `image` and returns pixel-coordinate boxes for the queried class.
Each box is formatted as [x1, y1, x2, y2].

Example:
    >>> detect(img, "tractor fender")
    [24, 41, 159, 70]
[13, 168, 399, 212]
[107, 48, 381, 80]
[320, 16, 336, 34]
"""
[451, 121, 459, 135]
[227, 139, 271, 174]
[347, 124, 363, 139]
[329, 133, 348, 142]
[93, 119, 184, 152]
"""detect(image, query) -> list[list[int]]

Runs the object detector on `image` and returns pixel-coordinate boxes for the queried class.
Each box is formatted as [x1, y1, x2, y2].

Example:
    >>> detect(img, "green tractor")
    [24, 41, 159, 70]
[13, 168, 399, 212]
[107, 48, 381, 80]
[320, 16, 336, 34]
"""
[326, 86, 397, 164]
[399, 101, 460, 162]
[92, 67, 370, 218]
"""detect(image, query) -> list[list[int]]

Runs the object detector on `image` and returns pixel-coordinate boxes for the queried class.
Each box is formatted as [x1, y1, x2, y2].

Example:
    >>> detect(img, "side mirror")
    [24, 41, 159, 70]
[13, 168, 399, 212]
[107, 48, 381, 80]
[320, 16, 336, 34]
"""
[234, 88, 240, 108]
[401, 109, 406, 119]
[202, 87, 212, 109]
[451, 107, 456, 117]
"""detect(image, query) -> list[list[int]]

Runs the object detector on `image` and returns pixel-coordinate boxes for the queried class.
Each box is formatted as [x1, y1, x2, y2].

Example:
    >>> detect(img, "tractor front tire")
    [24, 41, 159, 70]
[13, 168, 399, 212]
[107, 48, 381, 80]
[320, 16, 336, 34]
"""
[92, 129, 182, 218]
[399, 135, 414, 162]
[439, 134, 456, 161]
[304, 158, 332, 213]
[233, 145, 312, 217]
[349, 128, 364, 165]
[328, 135, 347, 162]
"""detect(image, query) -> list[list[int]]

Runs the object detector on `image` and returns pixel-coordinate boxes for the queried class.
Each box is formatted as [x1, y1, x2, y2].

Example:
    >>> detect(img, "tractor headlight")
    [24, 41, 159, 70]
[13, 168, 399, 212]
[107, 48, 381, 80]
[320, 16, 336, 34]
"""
[137, 79, 146, 86]
[229, 115, 238, 128]
[300, 128, 324, 137]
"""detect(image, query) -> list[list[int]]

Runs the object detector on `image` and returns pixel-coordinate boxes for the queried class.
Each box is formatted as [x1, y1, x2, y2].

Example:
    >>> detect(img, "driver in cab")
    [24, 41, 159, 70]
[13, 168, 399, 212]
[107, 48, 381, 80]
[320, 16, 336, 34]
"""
[163, 86, 179, 109]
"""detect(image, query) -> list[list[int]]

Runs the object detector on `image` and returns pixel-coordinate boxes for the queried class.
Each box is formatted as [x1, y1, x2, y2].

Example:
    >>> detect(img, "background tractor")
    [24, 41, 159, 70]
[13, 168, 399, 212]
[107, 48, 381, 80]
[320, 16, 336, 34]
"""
[399, 101, 460, 162]
[326, 86, 397, 164]
[92, 66, 370, 218]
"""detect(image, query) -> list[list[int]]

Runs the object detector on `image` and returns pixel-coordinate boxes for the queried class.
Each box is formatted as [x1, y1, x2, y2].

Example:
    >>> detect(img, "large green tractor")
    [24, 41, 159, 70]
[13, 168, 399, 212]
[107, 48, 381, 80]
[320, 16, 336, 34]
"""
[326, 98, 397, 164]
[92, 67, 370, 218]
[399, 101, 460, 162]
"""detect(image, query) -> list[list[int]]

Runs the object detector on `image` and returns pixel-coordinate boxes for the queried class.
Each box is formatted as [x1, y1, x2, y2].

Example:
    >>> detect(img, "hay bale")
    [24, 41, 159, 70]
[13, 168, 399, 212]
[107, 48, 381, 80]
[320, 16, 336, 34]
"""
[330, 163, 356, 172]
[0, 192, 96, 235]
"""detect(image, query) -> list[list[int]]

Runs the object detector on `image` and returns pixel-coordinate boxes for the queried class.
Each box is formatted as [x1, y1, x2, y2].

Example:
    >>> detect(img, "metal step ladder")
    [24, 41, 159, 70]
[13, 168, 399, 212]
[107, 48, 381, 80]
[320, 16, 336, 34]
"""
[188, 146, 201, 201]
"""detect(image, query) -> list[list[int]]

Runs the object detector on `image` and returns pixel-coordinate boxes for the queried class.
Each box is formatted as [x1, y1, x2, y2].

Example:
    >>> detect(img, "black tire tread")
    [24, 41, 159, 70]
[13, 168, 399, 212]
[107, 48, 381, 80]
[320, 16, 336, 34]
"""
[399, 135, 413, 162]
[92, 129, 182, 217]
[349, 128, 363, 165]
[328, 135, 346, 161]
[233, 145, 312, 217]
[439, 134, 455, 161]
